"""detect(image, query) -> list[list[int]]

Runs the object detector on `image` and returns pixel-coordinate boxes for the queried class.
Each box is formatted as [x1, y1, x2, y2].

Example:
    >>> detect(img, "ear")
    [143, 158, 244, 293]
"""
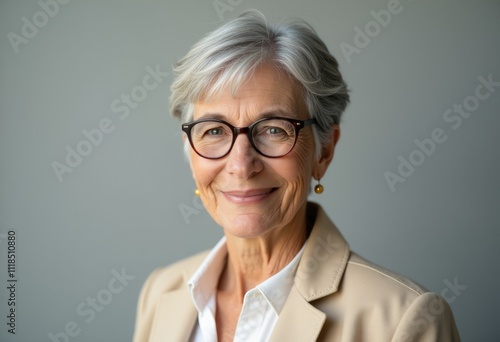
[313, 124, 340, 180]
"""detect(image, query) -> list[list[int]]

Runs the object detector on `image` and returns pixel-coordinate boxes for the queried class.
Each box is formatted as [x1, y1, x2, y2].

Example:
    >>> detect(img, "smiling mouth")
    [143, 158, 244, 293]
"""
[222, 188, 278, 204]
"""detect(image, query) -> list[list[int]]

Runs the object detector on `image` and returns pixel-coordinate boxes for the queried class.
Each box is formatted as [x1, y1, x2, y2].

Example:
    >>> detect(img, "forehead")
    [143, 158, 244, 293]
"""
[193, 64, 306, 122]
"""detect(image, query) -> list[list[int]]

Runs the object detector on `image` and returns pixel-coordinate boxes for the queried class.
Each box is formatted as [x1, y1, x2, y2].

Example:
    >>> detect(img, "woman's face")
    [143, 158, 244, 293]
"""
[189, 64, 326, 239]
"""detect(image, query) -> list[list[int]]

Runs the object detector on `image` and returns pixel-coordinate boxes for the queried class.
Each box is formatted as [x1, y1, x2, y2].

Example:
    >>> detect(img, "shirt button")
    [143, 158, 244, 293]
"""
[253, 292, 262, 299]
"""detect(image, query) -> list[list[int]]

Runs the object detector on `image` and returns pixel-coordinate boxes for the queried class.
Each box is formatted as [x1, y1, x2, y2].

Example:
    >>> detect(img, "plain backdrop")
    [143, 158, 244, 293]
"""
[1, 0, 499, 341]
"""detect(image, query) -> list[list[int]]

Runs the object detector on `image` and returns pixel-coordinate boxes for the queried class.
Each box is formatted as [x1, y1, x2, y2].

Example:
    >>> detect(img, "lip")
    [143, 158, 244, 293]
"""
[222, 188, 278, 204]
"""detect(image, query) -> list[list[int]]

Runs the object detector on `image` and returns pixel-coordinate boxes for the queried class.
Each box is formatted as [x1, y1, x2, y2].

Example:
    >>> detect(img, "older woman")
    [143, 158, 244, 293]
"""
[134, 11, 460, 342]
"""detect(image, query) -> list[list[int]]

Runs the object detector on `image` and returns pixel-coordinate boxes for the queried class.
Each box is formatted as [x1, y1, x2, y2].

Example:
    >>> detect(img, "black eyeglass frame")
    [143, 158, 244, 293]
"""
[181, 116, 316, 159]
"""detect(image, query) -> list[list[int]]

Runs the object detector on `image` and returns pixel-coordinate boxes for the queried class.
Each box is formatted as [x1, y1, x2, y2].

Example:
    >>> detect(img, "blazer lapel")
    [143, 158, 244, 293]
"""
[295, 203, 350, 301]
[149, 287, 198, 342]
[270, 203, 350, 341]
[269, 286, 326, 341]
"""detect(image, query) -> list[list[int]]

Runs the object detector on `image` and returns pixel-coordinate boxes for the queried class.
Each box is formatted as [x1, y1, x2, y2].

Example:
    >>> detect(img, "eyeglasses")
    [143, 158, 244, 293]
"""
[182, 116, 316, 159]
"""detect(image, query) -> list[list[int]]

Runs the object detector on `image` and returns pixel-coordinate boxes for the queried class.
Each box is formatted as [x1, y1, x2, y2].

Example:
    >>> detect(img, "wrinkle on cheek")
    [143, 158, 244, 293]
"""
[284, 137, 316, 208]
[280, 149, 314, 211]
[294, 137, 316, 177]
[192, 158, 221, 217]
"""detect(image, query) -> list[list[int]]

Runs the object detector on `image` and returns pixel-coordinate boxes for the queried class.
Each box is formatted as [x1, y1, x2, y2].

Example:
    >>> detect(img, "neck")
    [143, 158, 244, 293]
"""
[218, 205, 309, 299]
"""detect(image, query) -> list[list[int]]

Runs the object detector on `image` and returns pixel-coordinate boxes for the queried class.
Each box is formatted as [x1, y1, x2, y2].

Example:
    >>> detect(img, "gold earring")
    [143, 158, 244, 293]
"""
[314, 180, 324, 194]
[194, 189, 200, 196]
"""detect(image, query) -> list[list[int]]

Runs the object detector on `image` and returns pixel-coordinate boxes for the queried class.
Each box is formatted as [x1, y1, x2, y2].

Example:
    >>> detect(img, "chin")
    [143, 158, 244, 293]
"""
[221, 214, 276, 239]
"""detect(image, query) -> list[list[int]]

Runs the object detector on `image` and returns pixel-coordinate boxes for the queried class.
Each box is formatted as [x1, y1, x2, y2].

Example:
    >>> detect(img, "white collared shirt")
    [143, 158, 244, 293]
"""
[187, 237, 306, 342]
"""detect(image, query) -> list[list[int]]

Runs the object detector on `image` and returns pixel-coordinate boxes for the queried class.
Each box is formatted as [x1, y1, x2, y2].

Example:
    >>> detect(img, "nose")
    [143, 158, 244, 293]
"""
[225, 133, 263, 179]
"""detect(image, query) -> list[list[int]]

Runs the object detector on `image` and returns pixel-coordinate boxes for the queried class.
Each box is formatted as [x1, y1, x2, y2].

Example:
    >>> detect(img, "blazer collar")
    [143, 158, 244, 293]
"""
[295, 202, 350, 301]
[270, 202, 350, 341]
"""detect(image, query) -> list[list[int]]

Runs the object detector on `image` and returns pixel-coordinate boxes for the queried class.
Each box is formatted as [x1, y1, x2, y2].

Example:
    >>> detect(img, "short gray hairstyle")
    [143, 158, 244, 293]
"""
[170, 10, 350, 157]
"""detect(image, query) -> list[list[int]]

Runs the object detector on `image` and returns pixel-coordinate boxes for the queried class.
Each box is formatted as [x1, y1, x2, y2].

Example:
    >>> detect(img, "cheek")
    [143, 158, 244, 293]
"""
[190, 153, 219, 191]
[292, 135, 316, 178]
[280, 135, 316, 195]
[190, 156, 222, 214]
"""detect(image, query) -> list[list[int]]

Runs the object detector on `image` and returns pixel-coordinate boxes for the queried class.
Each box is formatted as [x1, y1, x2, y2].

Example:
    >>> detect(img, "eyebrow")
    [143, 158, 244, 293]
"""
[196, 113, 227, 121]
[196, 108, 295, 122]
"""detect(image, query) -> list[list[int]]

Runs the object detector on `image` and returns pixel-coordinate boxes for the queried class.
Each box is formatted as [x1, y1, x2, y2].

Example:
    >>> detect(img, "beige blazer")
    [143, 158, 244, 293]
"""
[133, 203, 460, 341]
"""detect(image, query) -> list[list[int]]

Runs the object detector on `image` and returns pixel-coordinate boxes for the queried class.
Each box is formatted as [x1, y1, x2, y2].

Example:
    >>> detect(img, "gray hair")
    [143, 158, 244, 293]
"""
[170, 10, 350, 157]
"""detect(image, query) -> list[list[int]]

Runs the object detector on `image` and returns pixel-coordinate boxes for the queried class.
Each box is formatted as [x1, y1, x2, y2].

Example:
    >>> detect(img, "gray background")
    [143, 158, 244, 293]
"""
[1, 0, 499, 341]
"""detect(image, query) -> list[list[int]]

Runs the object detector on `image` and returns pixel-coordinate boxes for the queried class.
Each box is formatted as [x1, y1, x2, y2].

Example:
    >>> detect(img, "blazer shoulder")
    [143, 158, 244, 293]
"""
[346, 252, 427, 297]
[312, 253, 460, 341]
[134, 251, 209, 342]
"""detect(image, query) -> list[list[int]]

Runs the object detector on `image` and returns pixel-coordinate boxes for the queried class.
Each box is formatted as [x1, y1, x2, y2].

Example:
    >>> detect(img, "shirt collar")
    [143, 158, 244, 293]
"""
[187, 236, 306, 315]
[187, 237, 227, 312]
[256, 242, 305, 314]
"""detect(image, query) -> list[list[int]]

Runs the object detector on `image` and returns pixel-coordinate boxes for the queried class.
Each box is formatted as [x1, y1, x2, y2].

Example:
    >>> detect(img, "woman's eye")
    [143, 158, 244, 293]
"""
[207, 128, 223, 135]
[260, 126, 286, 135]
[268, 127, 284, 134]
